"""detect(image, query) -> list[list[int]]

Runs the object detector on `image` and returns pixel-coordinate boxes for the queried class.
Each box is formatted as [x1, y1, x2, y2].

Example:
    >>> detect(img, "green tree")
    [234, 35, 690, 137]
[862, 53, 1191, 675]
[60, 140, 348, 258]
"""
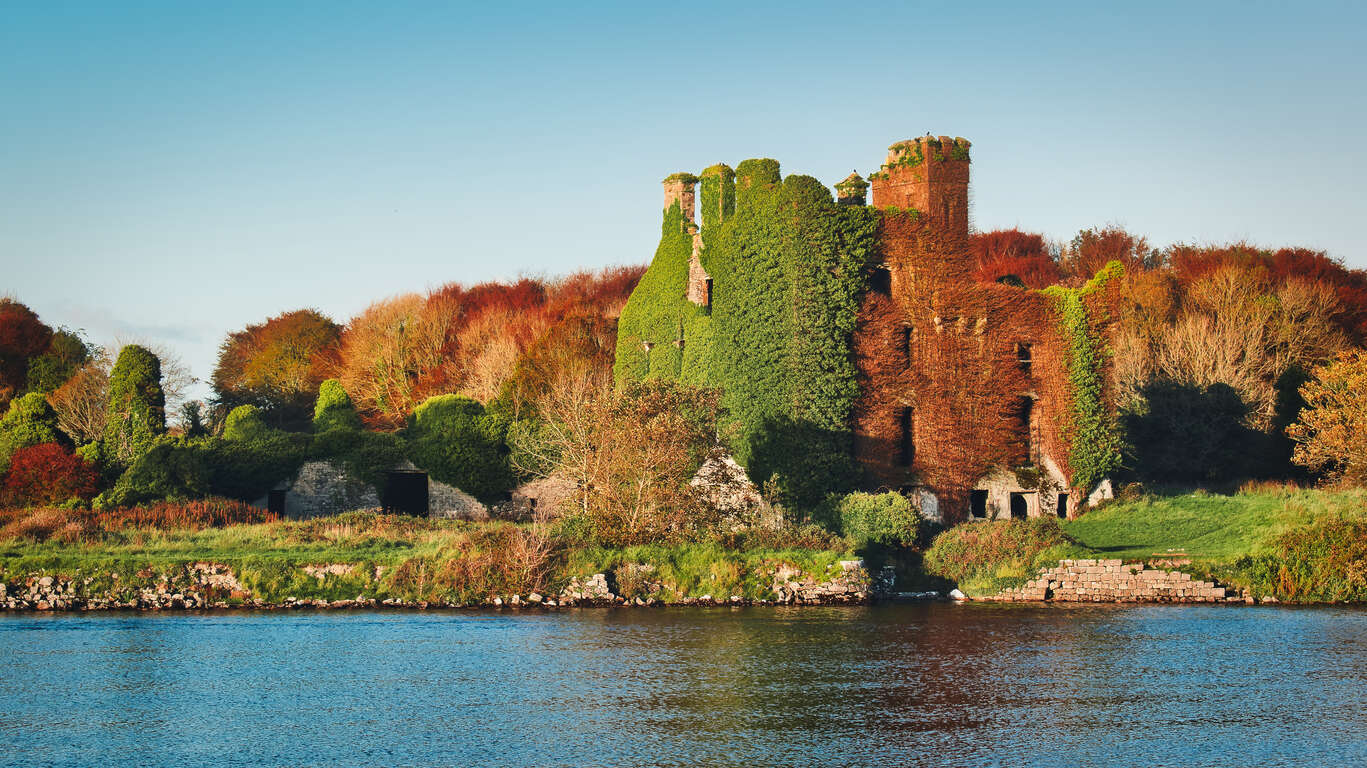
[0, 392, 64, 473]
[103, 345, 166, 467]
[313, 378, 362, 432]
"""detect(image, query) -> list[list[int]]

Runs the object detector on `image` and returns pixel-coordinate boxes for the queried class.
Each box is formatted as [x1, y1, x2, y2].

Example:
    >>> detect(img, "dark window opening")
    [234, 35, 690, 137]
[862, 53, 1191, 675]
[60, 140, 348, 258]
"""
[870, 267, 892, 295]
[898, 407, 915, 467]
[267, 489, 286, 517]
[901, 326, 915, 365]
[704, 278, 713, 311]
[1056, 493, 1069, 519]
[1016, 342, 1033, 376]
[1009, 492, 1028, 519]
[970, 490, 989, 519]
[383, 471, 429, 517]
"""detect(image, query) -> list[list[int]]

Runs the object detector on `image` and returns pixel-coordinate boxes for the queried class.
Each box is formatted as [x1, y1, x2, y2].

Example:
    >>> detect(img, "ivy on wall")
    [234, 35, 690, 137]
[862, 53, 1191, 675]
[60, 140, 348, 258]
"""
[1043, 261, 1125, 493]
[617, 159, 880, 508]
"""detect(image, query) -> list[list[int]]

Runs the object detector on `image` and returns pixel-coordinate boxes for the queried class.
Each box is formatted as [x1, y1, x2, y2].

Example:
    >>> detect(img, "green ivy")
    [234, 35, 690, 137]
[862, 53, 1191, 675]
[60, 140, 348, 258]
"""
[616, 160, 880, 509]
[1043, 262, 1124, 493]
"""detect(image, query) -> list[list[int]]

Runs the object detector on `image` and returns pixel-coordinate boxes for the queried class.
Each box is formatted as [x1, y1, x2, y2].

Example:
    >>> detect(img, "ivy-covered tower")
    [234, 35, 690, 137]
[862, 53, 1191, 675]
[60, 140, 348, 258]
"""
[616, 136, 1122, 524]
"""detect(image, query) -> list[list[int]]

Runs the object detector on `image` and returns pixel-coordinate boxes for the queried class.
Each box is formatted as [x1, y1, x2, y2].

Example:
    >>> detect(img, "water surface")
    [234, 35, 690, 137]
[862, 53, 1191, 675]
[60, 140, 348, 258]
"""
[3, 604, 1364, 767]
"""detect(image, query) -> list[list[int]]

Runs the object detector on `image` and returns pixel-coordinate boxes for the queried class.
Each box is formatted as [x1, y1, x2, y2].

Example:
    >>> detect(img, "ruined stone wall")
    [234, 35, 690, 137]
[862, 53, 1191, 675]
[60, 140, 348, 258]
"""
[985, 559, 1248, 603]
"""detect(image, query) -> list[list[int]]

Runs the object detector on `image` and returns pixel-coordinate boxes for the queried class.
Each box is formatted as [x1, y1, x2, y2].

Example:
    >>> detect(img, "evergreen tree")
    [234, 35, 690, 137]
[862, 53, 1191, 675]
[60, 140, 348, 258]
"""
[103, 344, 166, 467]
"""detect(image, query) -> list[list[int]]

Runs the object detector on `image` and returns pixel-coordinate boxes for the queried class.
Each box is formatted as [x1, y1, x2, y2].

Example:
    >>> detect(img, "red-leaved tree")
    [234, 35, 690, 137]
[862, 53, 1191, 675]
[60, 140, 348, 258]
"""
[2, 442, 99, 507]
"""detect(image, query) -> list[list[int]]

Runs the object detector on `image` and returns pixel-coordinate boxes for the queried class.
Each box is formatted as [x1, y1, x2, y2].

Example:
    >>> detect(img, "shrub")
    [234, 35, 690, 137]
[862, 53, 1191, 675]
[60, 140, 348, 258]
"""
[831, 491, 920, 550]
[0, 498, 275, 543]
[0, 392, 64, 473]
[2, 442, 99, 506]
[405, 394, 515, 503]
[1238, 515, 1367, 602]
[97, 437, 207, 508]
[200, 433, 309, 501]
[313, 379, 361, 432]
[923, 516, 1085, 595]
[103, 345, 166, 467]
[223, 404, 269, 441]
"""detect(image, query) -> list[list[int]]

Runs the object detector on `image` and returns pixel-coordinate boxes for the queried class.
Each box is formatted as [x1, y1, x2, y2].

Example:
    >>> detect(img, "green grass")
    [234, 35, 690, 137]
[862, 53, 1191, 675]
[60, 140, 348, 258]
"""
[925, 486, 1367, 600]
[1062, 486, 1367, 563]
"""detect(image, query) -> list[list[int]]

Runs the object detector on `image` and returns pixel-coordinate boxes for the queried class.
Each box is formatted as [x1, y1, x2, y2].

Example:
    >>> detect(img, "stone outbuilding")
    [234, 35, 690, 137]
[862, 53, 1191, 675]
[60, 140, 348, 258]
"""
[256, 460, 488, 520]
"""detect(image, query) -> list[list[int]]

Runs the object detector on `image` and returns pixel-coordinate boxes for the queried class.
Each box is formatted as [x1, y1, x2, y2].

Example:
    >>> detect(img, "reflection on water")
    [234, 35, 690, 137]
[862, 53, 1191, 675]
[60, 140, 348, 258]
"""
[2, 604, 1365, 767]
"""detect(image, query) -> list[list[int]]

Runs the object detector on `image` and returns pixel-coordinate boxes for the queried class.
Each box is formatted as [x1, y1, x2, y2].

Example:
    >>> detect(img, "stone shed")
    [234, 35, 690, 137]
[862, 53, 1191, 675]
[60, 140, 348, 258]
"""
[256, 460, 488, 521]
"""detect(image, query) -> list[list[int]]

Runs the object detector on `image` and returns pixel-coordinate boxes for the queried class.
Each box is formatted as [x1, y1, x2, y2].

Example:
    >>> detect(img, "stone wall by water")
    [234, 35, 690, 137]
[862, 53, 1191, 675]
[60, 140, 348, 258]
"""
[983, 559, 1255, 603]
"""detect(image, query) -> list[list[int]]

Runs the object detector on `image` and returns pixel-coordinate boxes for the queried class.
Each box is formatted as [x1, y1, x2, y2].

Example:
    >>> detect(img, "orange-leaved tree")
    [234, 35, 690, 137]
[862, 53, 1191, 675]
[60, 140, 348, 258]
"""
[1288, 351, 1367, 485]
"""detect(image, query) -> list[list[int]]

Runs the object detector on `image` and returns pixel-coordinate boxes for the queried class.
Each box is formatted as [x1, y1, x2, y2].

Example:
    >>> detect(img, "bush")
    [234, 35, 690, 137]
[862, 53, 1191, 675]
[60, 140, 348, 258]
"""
[825, 491, 919, 550]
[201, 433, 309, 501]
[313, 378, 361, 432]
[223, 404, 269, 441]
[2, 442, 99, 506]
[104, 345, 165, 467]
[310, 426, 406, 488]
[405, 394, 515, 503]
[0, 392, 64, 473]
[97, 437, 207, 508]
[923, 516, 1086, 595]
[1237, 516, 1367, 602]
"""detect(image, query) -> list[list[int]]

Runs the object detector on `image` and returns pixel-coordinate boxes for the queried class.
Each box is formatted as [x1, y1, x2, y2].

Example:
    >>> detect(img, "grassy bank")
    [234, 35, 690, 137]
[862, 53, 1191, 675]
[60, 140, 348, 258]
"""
[0, 505, 858, 606]
[924, 486, 1367, 601]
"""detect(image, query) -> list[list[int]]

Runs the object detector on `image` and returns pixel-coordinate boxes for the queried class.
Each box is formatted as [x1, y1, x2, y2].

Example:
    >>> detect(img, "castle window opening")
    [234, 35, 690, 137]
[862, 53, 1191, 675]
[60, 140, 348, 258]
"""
[898, 407, 915, 467]
[901, 326, 915, 365]
[704, 278, 713, 311]
[1056, 493, 1069, 519]
[1016, 342, 1032, 376]
[969, 490, 989, 519]
[871, 267, 892, 295]
[1009, 492, 1029, 519]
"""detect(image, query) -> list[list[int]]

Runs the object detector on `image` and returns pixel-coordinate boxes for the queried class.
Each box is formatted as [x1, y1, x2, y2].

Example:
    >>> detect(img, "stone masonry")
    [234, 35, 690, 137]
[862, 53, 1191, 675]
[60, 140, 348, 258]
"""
[984, 559, 1247, 603]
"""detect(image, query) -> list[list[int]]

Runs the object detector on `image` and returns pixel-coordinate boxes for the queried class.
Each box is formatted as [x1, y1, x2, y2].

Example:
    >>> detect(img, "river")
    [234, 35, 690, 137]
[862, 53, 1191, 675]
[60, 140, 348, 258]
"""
[3, 604, 1365, 767]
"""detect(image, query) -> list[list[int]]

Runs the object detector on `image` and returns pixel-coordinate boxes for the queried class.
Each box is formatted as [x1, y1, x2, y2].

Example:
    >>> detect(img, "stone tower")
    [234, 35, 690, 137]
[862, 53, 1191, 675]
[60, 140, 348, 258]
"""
[869, 136, 971, 235]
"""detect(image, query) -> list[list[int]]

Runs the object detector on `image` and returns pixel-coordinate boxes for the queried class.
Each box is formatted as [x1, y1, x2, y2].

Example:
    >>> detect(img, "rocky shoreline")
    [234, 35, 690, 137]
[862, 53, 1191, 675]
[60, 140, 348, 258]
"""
[0, 559, 911, 613]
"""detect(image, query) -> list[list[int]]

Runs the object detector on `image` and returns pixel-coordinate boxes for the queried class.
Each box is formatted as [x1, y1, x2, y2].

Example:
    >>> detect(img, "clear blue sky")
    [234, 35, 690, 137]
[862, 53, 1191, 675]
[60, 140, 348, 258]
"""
[3, 1, 1364, 401]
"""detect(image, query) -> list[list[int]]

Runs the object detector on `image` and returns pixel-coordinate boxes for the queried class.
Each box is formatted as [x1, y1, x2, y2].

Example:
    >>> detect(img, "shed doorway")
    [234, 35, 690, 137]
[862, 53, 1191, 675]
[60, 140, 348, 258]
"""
[969, 490, 989, 519]
[383, 471, 429, 517]
[1009, 492, 1029, 519]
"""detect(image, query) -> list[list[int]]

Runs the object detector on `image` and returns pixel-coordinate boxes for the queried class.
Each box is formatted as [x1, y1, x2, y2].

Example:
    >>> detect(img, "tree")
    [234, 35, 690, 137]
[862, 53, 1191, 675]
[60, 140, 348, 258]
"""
[47, 351, 111, 445]
[213, 309, 340, 429]
[0, 299, 53, 408]
[0, 392, 64, 473]
[2, 442, 99, 506]
[334, 294, 456, 425]
[1288, 351, 1367, 485]
[104, 345, 166, 467]
[512, 376, 724, 545]
[969, 229, 1062, 288]
[313, 379, 361, 431]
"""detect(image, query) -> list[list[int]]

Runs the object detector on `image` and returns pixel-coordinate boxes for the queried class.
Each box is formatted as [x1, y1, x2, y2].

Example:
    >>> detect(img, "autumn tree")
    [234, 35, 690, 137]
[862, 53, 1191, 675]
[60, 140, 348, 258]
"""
[512, 376, 724, 545]
[1063, 226, 1160, 278]
[333, 294, 456, 425]
[47, 351, 111, 445]
[213, 309, 340, 430]
[0, 299, 53, 408]
[104, 345, 166, 467]
[969, 229, 1061, 288]
[1288, 351, 1367, 485]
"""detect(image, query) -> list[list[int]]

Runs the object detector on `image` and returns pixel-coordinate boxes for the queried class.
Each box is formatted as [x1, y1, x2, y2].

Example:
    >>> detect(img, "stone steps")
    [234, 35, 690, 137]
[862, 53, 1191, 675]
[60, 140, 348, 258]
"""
[984, 559, 1250, 603]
